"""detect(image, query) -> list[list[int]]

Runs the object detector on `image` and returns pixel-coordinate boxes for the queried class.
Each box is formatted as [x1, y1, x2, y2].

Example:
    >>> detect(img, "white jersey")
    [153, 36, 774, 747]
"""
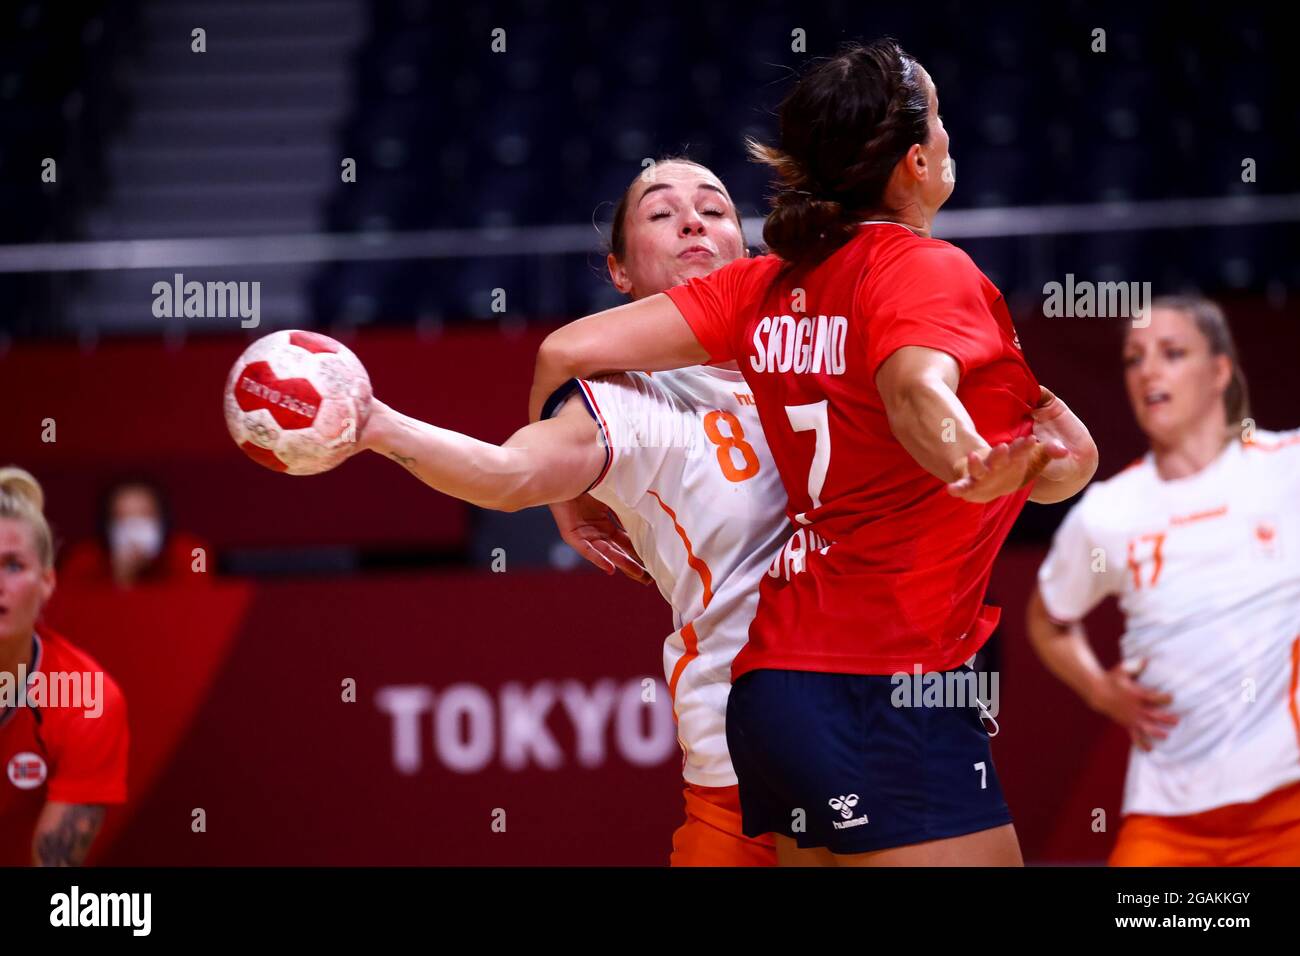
[1038, 429, 1300, 816]
[559, 367, 791, 787]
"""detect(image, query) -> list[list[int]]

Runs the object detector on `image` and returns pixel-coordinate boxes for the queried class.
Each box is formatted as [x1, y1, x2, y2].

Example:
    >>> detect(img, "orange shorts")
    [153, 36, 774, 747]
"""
[670, 783, 777, 867]
[1110, 778, 1300, 866]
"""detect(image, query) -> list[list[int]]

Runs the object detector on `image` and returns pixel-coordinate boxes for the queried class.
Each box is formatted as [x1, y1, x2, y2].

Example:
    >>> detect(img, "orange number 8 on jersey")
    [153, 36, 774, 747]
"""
[703, 410, 761, 482]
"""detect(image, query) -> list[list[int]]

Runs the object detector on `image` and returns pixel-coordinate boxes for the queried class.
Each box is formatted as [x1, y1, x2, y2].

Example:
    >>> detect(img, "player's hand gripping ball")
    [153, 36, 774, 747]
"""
[223, 330, 372, 475]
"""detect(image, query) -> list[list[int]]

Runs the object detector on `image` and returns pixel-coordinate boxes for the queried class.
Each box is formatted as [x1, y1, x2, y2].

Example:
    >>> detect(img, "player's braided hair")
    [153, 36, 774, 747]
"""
[751, 39, 931, 263]
[0, 465, 53, 569]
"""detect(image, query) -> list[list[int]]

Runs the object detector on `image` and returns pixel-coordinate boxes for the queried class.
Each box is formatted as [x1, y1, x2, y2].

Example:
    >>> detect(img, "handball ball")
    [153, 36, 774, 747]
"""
[223, 330, 372, 476]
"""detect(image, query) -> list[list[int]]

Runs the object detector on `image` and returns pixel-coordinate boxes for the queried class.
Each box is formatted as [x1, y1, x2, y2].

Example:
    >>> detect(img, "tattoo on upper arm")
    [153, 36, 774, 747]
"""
[36, 804, 106, 866]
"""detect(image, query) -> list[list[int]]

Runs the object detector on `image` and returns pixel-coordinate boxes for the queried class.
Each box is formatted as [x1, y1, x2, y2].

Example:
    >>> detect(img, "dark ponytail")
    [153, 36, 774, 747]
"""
[751, 39, 931, 263]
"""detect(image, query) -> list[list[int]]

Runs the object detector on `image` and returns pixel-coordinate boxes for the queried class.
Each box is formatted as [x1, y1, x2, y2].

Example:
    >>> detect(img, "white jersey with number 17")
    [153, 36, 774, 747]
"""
[558, 366, 792, 787]
[1038, 430, 1300, 817]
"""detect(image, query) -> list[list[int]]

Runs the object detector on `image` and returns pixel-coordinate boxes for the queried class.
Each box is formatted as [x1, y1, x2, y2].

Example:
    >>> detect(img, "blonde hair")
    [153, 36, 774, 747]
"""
[0, 466, 53, 569]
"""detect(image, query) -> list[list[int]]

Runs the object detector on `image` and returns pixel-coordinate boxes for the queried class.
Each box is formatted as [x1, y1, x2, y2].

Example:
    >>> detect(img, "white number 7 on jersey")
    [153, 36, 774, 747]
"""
[785, 401, 830, 526]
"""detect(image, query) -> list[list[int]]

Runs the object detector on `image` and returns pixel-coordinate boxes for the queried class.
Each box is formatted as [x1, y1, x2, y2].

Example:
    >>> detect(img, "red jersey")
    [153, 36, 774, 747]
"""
[0, 626, 128, 865]
[665, 221, 1040, 677]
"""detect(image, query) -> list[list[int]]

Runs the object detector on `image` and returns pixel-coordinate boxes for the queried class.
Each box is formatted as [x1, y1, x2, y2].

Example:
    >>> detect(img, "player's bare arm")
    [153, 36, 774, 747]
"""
[359, 396, 606, 512]
[877, 347, 1085, 504]
[32, 802, 106, 867]
[357, 394, 649, 580]
[875, 345, 992, 481]
[876, 344, 1060, 502]
[528, 294, 708, 423]
[1026, 587, 1178, 752]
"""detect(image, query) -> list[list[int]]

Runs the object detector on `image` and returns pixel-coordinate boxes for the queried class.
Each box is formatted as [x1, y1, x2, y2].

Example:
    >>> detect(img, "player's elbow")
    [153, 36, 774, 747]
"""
[472, 487, 534, 514]
[1024, 589, 1057, 656]
[469, 482, 526, 514]
[473, 448, 546, 513]
[1025, 587, 1048, 637]
[471, 482, 521, 512]
[536, 329, 583, 382]
[1025, 587, 1073, 646]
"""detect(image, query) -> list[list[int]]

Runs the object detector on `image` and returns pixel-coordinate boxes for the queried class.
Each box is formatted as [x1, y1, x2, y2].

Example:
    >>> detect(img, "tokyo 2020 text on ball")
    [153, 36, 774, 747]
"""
[223, 330, 372, 476]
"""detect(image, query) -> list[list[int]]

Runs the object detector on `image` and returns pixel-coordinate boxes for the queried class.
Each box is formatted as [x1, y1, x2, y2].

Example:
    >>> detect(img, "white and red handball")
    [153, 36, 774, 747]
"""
[223, 330, 372, 475]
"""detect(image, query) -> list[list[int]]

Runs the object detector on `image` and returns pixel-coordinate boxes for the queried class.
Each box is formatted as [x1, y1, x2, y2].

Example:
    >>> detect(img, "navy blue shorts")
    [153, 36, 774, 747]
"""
[726, 667, 1013, 854]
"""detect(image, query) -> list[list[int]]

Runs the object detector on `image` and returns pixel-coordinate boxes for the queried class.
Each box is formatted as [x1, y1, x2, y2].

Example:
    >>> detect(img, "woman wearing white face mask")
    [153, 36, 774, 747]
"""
[61, 480, 208, 589]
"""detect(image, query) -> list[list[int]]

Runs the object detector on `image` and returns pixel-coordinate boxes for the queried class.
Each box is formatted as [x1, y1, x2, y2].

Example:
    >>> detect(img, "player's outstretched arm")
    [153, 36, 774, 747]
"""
[528, 294, 709, 423]
[358, 397, 606, 512]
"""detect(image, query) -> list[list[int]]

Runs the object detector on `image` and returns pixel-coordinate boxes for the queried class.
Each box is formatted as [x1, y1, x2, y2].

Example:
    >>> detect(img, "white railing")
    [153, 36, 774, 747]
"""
[0, 193, 1296, 272]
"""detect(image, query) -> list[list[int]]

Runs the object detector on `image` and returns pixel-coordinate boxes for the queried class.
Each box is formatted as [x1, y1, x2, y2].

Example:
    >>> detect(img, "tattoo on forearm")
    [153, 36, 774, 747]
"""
[389, 451, 420, 475]
[36, 804, 106, 866]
